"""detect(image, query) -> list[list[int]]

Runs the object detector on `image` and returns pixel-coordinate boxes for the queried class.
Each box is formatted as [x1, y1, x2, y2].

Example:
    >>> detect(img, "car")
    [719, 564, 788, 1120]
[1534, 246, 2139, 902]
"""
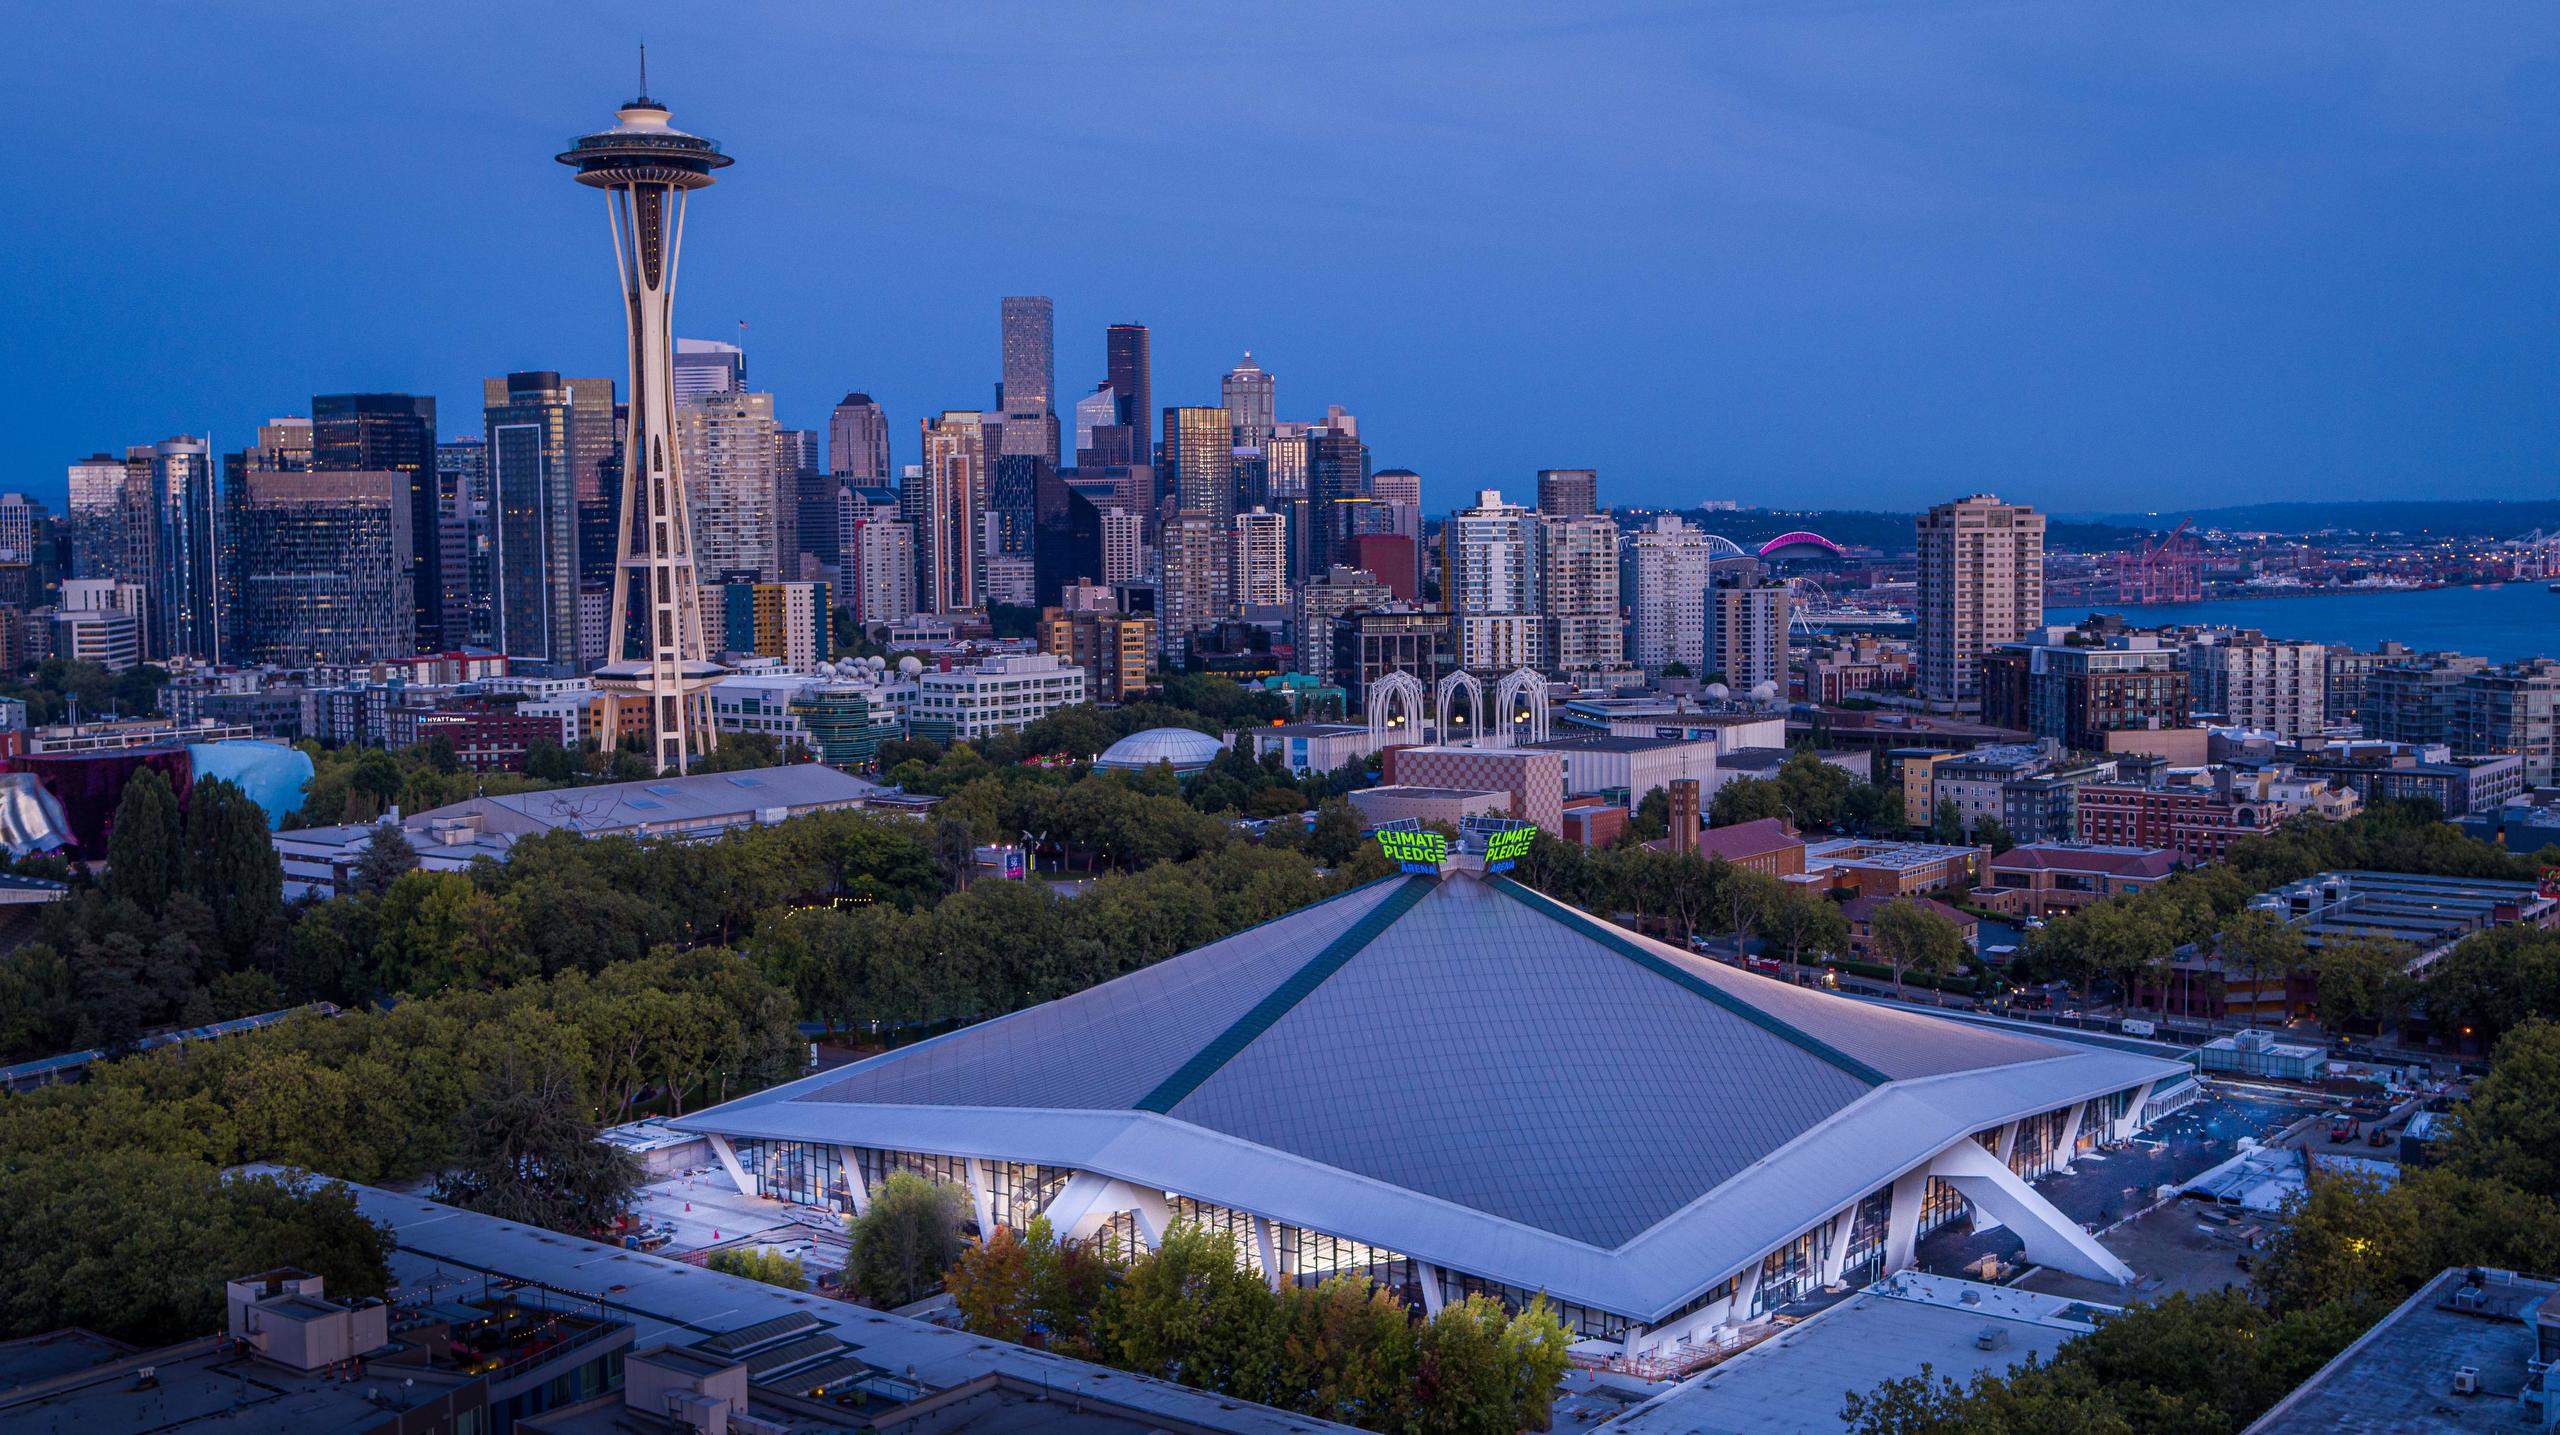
[2328, 1117, 2361, 1143]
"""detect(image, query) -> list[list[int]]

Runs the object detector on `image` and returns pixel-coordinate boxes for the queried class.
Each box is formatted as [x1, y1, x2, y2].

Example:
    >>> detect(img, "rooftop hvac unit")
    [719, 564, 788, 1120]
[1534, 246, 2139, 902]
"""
[1975, 1326, 2010, 1352]
[2453, 1365, 2480, 1396]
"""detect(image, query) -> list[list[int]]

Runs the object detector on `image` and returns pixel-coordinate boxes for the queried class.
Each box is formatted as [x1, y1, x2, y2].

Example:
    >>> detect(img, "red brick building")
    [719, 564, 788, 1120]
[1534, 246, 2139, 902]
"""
[384, 704, 563, 772]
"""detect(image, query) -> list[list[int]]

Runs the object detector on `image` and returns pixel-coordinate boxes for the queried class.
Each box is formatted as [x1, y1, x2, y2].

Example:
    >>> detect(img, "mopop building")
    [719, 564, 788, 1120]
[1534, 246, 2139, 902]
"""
[677, 841, 2184, 1359]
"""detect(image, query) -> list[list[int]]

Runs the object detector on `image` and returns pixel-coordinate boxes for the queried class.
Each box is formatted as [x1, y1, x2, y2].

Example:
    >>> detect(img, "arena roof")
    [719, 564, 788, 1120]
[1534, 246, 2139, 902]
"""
[680, 870, 2181, 1321]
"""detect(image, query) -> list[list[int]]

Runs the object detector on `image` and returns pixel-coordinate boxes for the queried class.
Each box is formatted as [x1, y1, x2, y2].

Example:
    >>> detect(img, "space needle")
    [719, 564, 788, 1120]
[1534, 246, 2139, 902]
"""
[557, 53, 730, 773]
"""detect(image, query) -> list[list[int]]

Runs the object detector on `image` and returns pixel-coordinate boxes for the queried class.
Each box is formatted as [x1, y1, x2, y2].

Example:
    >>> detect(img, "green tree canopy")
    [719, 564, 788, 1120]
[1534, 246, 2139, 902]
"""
[848, 1172, 968, 1308]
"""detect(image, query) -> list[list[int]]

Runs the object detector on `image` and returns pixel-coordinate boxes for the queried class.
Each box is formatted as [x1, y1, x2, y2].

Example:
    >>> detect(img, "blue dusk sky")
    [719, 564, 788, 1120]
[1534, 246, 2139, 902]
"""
[6, 2, 2556, 516]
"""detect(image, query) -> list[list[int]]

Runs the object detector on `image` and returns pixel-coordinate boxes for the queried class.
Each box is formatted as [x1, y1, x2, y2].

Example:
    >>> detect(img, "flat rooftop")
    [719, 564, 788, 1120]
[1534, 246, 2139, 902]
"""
[1525, 733, 1713, 754]
[279, 1172, 1353, 1435]
[2246, 1267, 2560, 1434]
[1805, 838, 1980, 872]
[1611, 1273, 2114, 1435]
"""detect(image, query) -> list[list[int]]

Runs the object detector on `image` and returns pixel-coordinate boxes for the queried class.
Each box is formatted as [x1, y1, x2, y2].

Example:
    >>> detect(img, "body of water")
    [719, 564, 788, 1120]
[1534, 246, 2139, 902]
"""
[2044, 582, 2560, 662]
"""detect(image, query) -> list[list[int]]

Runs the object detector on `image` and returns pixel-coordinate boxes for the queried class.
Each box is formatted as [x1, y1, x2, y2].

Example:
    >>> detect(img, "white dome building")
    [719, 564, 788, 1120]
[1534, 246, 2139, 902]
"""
[1094, 726, 1227, 776]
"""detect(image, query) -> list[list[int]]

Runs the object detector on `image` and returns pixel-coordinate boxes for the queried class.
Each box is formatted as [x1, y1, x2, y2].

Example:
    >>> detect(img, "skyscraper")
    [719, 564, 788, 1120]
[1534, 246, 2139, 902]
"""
[828, 393, 890, 481]
[558, 76, 731, 770]
[913, 412, 987, 613]
[234, 470, 415, 664]
[673, 337, 746, 405]
[1304, 410, 1367, 577]
[1535, 468, 1598, 517]
[435, 439, 489, 648]
[1000, 297, 1059, 465]
[1162, 407, 1236, 526]
[1368, 467, 1423, 540]
[1105, 323, 1152, 472]
[1032, 468, 1115, 610]
[1445, 490, 1544, 673]
[1221, 353, 1275, 449]
[1540, 512, 1621, 675]
[1628, 516, 1717, 677]
[776, 427, 825, 579]
[1915, 494, 2045, 706]
[483, 372, 616, 673]
[149, 436, 220, 662]
[1071, 385, 1118, 465]
[312, 393, 441, 650]
[65, 454, 132, 583]
[678, 390, 782, 581]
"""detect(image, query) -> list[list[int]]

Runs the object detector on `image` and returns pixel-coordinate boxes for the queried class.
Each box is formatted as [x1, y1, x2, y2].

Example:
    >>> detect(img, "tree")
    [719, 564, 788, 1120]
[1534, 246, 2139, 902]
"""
[1763, 887, 1849, 966]
[1870, 899, 1969, 998]
[1966, 816, 2014, 855]
[1709, 776, 1785, 828]
[433, 1014, 639, 1236]
[524, 739, 580, 782]
[2253, 1166, 2560, 1315]
[847, 1171, 968, 1308]
[183, 777, 284, 962]
[349, 823, 419, 898]
[2310, 937, 2413, 1033]
[946, 1223, 1039, 1343]
[932, 816, 978, 892]
[1630, 786, 1672, 842]
[1275, 1275, 1420, 1428]
[1412, 1292, 1573, 1435]
[2439, 1020, 2560, 1199]
[1776, 749, 1853, 830]
[1306, 799, 1366, 868]
[2217, 908, 2308, 1026]
[104, 767, 184, 912]
[1929, 797, 1967, 846]
[707, 1245, 808, 1289]
[1103, 1221, 1285, 1403]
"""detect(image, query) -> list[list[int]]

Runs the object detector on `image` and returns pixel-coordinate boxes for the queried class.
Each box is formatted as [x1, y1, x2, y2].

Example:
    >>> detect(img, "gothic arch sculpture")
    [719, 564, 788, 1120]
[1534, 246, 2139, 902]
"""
[1435, 669, 1486, 745]
[1368, 669, 1428, 743]
[1495, 667, 1551, 745]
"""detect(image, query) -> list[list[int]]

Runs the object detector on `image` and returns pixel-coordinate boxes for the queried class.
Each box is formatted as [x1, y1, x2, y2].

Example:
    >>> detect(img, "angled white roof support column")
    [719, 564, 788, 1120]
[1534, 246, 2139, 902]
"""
[1251, 1217, 1282, 1292]
[1929, 1139, 2133, 1285]
[1042, 1171, 1171, 1252]
[963, 1157, 997, 1236]
[1415, 1262, 1444, 1317]
[2054, 1099, 2089, 1171]
[705, 1132, 753, 1198]
[1883, 1168, 1928, 1275]
[836, 1146, 870, 1217]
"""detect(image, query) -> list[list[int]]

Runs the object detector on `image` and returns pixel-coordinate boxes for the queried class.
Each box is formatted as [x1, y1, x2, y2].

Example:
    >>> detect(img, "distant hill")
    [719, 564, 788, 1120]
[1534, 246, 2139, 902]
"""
[1619, 506, 2151, 555]
[2058, 499, 2560, 539]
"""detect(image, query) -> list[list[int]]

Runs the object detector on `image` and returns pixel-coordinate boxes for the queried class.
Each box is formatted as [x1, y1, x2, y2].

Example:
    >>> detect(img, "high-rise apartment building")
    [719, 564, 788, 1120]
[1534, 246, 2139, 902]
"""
[1445, 490, 1544, 673]
[1222, 353, 1276, 449]
[2186, 632, 2328, 739]
[1627, 516, 1718, 677]
[312, 393, 441, 650]
[1705, 574, 1792, 692]
[709, 579, 829, 669]
[672, 337, 745, 405]
[1102, 508, 1145, 587]
[678, 390, 783, 581]
[65, 453, 136, 584]
[828, 393, 890, 481]
[1161, 407, 1237, 526]
[1031, 468, 1112, 609]
[1041, 606, 1155, 703]
[483, 371, 617, 673]
[1535, 468, 1597, 517]
[1157, 513, 1230, 664]
[1540, 512, 1621, 675]
[912, 412, 987, 613]
[847, 513, 915, 625]
[1916, 494, 2044, 706]
[999, 297, 1059, 465]
[1232, 507, 1289, 612]
[234, 470, 416, 664]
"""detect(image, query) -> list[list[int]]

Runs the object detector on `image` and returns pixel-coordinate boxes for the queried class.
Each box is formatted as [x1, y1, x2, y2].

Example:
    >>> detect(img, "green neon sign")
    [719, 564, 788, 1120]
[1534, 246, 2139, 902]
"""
[1376, 829, 1448, 867]
[1483, 826, 1537, 866]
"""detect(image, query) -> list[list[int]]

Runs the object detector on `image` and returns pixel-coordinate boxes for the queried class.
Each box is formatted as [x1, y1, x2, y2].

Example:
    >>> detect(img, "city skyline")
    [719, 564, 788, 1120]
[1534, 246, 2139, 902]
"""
[9, 5, 2558, 516]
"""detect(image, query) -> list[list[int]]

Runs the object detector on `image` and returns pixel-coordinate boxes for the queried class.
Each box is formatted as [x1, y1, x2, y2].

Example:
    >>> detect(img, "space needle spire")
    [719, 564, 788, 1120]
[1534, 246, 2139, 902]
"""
[557, 68, 732, 772]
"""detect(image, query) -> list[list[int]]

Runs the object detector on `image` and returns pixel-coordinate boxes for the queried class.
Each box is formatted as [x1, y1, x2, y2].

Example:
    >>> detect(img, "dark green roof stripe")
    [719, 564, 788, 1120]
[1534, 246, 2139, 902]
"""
[1136, 875, 1436, 1113]
[1487, 875, 1891, 1087]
